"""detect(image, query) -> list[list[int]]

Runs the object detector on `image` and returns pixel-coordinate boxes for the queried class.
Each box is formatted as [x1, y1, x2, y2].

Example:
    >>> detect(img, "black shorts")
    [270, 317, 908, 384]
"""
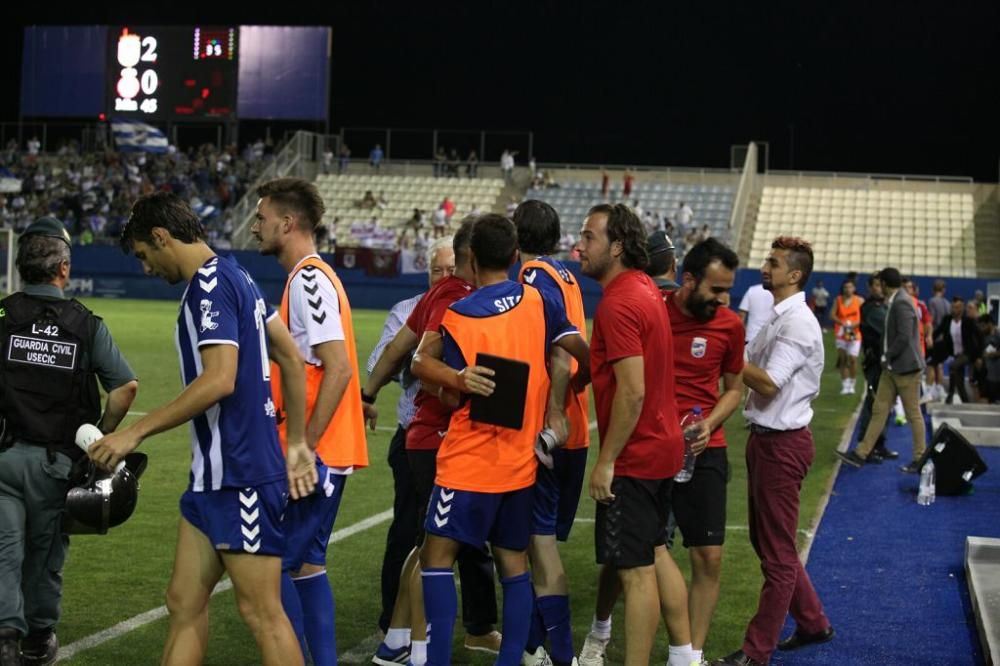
[671, 447, 730, 548]
[407, 449, 438, 545]
[595, 476, 672, 569]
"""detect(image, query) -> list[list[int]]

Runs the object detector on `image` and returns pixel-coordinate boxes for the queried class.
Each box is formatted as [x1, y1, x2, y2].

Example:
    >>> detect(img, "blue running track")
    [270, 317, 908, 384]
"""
[772, 416, 1000, 665]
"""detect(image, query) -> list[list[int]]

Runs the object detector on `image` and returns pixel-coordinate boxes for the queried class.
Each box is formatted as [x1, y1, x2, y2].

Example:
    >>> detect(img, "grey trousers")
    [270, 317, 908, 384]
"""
[0, 443, 72, 637]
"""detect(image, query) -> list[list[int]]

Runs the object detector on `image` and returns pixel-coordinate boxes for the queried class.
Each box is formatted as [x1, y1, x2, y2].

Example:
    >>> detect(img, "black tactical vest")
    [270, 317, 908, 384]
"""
[0, 292, 102, 458]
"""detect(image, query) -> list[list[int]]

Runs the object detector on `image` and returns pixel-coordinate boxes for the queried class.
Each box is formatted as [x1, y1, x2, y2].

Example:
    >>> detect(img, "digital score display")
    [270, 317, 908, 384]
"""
[108, 26, 238, 120]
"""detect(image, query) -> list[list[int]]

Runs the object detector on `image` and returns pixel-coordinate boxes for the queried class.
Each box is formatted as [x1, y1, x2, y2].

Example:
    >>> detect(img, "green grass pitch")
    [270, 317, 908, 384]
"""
[53, 298, 857, 664]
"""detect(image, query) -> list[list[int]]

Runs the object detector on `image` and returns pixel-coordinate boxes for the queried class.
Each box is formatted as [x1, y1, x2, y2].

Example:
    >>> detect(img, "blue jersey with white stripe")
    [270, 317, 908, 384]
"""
[441, 280, 578, 371]
[175, 255, 285, 492]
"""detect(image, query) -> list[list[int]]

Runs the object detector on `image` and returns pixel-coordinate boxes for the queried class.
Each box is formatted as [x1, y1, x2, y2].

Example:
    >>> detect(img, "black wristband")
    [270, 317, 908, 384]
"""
[361, 389, 376, 405]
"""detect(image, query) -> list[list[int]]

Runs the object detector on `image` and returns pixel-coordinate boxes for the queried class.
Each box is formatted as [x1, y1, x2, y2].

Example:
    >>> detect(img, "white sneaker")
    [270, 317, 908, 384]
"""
[522, 646, 553, 666]
[839, 385, 850, 395]
[578, 633, 608, 666]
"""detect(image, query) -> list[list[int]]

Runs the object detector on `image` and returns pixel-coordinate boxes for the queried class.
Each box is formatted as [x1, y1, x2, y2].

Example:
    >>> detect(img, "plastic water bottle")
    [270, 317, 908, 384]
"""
[675, 407, 703, 483]
[534, 427, 559, 470]
[75, 423, 104, 453]
[76, 423, 125, 474]
[917, 460, 936, 506]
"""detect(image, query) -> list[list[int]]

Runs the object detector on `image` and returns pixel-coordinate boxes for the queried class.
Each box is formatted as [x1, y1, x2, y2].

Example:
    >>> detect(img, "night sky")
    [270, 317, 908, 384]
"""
[4, 1, 999, 180]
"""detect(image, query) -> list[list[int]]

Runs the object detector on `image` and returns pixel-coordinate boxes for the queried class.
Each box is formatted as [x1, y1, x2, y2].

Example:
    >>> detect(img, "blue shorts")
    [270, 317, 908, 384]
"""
[425, 484, 534, 552]
[532, 447, 588, 541]
[282, 465, 348, 572]
[180, 480, 287, 556]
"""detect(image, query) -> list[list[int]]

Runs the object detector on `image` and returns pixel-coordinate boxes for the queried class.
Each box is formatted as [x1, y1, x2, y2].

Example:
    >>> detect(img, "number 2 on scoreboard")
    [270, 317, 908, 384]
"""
[141, 36, 158, 63]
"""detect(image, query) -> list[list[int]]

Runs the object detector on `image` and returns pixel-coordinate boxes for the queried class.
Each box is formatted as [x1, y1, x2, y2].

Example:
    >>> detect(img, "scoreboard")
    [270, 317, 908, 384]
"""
[22, 25, 330, 121]
[108, 26, 238, 120]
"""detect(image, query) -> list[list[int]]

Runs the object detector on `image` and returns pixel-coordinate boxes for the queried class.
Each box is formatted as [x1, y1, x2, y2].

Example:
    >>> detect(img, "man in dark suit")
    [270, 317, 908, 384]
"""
[855, 272, 897, 461]
[838, 267, 926, 473]
[933, 296, 984, 404]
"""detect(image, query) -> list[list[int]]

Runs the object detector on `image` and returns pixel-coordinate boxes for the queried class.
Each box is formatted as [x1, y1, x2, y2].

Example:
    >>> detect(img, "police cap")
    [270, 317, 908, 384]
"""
[21, 216, 72, 248]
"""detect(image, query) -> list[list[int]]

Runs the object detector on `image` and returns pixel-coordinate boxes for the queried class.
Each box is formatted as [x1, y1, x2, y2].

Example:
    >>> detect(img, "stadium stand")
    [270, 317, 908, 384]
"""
[524, 179, 736, 254]
[748, 184, 977, 277]
[314, 173, 504, 248]
[0, 139, 270, 248]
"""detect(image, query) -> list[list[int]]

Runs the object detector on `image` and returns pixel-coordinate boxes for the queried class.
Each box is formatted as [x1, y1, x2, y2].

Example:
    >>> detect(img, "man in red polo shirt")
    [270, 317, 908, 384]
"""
[363, 218, 500, 665]
[666, 238, 744, 665]
[576, 203, 689, 666]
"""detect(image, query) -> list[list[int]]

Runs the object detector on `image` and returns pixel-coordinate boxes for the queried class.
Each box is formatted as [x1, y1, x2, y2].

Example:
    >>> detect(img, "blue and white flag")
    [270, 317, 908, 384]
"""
[0, 167, 20, 193]
[111, 119, 169, 153]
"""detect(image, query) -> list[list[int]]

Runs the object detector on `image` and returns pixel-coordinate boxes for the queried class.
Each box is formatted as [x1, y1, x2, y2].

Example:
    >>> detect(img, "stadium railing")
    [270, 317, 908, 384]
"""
[729, 142, 759, 255]
[767, 169, 973, 185]
[230, 131, 322, 248]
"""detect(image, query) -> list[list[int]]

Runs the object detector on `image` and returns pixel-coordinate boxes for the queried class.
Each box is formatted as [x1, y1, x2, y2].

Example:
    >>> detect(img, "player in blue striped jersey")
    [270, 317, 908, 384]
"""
[88, 192, 317, 666]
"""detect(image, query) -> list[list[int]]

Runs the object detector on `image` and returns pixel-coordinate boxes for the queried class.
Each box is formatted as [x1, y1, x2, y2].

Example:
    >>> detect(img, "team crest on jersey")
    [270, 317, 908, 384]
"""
[691, 336, 707, 358]
[200, 299, 220, 332]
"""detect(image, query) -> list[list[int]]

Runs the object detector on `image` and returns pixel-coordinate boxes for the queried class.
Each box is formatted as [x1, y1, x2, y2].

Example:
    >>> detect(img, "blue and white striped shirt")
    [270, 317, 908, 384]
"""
[366, 293, 423, 429]
[176, 255, 285, 491]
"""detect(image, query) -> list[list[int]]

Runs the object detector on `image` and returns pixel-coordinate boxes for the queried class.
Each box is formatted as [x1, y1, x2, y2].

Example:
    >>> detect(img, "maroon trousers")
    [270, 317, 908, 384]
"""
[742, 427, 829, 663]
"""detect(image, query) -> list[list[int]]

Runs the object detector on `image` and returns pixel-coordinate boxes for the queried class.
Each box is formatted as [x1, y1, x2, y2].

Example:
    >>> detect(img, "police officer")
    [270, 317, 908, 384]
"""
[0, 217, 137, 666]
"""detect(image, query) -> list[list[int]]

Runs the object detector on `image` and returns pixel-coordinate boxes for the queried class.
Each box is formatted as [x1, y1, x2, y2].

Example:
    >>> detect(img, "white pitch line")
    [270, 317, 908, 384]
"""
[339, 632, 386, 663]
[57, 508, 393, 661]
[126, 410, 148, 416]
[66, 418, 598, 661]
[335, 422, 606, 663]
[799, 397, 864, 564]
[572, 517, 809, 536]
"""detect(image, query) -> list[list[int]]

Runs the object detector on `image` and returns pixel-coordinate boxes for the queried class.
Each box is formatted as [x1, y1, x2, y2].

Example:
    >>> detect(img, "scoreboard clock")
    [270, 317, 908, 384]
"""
[108, 26, 238, 120]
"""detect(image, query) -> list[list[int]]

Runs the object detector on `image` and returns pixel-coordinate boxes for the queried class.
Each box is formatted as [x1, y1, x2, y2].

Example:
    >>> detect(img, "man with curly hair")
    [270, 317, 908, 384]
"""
[576, 204, 689, 666]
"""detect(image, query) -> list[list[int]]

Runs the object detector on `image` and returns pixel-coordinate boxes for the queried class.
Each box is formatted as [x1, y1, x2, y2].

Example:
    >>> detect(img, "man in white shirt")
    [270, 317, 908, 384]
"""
[252, 177, 369, 665]
[715, 237, 832, 666]
[811, 281, 830, 330]
[432, 206, 448, 239]
[500, 150, 516, 184]
[738, 283, 774, 344]
[365, 237, 455, 642]
[675, 201, 694, 229]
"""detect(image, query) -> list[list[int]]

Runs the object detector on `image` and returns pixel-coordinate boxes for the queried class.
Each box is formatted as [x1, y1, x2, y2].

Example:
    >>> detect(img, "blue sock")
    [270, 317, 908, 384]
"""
[537, 595, 573, 664]
[525, 589, 546, 653]
[280, 572, 309, 662]
[422, 568, 457, 666]
[294, 571, 337, 666]
[498, 573, 533, 666]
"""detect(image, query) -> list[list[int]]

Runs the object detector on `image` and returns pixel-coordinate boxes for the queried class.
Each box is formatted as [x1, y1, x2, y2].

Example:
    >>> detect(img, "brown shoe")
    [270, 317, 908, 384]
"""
[464, 630, 502, 654]
[713, 650, 764, 666]
[777, 625, 835, 651]
[836, 450, 866, 467]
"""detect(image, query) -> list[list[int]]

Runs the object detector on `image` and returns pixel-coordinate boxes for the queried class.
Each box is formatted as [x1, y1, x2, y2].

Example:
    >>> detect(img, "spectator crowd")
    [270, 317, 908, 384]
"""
[0, 137, 273, 248]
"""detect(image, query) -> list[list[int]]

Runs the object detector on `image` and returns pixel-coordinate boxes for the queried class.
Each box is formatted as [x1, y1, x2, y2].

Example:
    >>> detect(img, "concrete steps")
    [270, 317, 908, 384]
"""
[966, 536, 1000, 665]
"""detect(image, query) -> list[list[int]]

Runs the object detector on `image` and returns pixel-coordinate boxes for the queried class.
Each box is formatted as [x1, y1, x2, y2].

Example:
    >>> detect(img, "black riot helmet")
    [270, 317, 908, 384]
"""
[62, 453, 148, 535]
